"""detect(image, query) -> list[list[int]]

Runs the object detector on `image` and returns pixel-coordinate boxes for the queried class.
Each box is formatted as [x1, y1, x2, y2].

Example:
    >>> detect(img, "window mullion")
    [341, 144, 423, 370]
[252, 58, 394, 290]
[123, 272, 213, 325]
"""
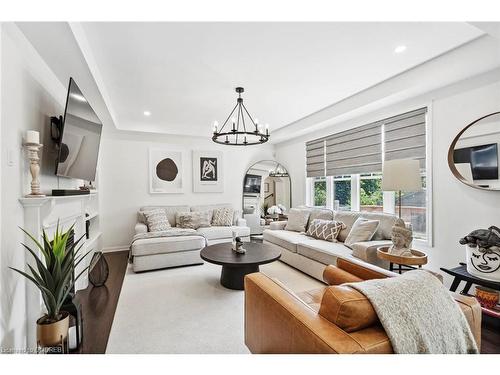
[326, 176, 334, 209]
[351, 174, 360, 211]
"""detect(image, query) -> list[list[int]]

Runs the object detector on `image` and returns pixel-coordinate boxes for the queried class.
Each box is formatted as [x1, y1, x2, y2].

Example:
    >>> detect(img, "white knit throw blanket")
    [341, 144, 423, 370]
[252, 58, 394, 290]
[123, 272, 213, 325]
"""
[346, 270, 479, 354]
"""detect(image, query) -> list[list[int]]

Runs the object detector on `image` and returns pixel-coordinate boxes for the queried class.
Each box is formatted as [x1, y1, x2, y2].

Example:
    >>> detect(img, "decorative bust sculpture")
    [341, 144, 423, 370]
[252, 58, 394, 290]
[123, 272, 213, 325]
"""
[389, 222, 413, 256]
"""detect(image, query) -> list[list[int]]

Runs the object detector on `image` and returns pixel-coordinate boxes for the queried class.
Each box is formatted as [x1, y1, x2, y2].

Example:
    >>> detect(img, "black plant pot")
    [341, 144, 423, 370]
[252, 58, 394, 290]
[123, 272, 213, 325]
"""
[89, 251, 109, 287]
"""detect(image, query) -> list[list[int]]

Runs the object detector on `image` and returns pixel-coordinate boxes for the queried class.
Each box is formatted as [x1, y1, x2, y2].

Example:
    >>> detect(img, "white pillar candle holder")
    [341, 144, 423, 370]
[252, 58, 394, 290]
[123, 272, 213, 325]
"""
[23, 142, 45, 197]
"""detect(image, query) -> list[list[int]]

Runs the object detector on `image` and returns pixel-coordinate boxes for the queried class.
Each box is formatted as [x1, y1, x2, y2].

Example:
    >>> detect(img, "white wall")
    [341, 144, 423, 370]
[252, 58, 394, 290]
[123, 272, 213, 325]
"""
[275, 70, 500, 283]
[99, 127, 274, 250]
[0, 23, 79, 350]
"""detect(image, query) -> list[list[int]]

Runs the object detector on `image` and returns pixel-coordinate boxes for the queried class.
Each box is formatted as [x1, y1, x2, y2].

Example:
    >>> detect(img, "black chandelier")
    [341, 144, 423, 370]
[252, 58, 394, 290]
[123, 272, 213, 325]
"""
[212, 87, 269, 146]
[269, 163, 289, 178]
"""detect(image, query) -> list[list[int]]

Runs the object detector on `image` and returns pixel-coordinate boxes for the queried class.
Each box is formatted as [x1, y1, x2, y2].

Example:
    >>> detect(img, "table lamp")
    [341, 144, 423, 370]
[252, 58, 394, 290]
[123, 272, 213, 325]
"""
[382, 159, 422, 218]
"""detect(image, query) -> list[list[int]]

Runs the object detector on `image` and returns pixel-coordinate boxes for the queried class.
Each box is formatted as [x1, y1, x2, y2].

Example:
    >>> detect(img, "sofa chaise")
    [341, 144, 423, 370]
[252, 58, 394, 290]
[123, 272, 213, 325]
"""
[263, 207, 403, 281]
[131, 203, 250, 272]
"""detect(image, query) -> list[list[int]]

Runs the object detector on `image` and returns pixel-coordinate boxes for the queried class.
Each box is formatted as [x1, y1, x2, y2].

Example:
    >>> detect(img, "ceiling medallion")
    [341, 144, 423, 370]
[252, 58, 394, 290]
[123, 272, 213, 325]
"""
[212, 87, 269, 146]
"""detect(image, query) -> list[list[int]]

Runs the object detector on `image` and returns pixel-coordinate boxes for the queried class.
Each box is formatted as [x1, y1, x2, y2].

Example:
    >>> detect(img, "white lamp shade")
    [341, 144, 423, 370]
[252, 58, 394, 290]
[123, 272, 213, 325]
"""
[382, 159, 422, 192]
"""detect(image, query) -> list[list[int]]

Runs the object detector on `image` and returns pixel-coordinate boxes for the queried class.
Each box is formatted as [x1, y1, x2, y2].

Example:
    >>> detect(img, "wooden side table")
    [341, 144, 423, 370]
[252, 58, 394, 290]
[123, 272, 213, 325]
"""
[377, 246, 428, 274]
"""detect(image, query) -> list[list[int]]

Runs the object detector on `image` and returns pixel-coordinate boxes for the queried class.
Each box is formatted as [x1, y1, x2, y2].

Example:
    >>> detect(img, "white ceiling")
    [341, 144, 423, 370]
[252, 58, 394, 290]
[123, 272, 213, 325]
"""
[76, 22, 483, 138]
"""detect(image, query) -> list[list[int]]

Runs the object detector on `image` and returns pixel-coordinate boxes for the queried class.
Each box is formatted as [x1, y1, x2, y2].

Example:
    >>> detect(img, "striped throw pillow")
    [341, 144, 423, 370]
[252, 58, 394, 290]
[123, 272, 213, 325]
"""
[306, 219, 345, 242]
[143, 208, 171, 232]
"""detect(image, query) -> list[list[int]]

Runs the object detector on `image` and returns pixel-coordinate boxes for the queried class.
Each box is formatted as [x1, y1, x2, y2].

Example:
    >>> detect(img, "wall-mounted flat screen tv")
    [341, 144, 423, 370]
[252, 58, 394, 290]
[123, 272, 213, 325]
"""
[453, 143, 498, 180]
[244, 174, 262, 193]
[56, 78, 102, 182]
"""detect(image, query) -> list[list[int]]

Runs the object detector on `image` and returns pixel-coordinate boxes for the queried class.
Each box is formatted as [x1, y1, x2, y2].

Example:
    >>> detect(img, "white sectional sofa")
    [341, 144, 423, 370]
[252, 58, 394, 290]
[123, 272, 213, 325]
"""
[132, 203, 250, 272]
[263, 207, 403, 281]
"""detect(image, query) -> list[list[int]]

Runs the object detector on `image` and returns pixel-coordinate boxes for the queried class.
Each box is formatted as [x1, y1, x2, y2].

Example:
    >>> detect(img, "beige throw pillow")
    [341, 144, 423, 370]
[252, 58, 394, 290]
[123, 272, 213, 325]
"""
[306, 219, 345, 242]
[212, 207, 234, 226]
[176, 211, 211, 229]
[143, 208, 171, 232]
[285, 208, 311, 232]
[344, 218, 380, 248]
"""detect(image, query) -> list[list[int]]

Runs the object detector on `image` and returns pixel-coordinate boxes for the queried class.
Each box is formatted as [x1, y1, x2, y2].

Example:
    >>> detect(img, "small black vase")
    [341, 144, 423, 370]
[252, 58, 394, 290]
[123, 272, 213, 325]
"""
[89, 251, 109, 287]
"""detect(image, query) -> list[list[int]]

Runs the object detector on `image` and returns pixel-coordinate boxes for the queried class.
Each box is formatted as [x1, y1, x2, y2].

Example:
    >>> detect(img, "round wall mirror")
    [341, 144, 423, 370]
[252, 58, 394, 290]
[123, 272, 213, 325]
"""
[242, 160, 291, 235]
[448, 112, 500, 190]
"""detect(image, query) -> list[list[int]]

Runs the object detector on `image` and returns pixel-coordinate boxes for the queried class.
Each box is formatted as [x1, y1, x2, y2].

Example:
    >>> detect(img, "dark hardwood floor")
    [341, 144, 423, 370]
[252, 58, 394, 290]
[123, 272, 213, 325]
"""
[75, 251, 129, 354]
[72, 246, 499, 354]
[481, 314, 500, 354]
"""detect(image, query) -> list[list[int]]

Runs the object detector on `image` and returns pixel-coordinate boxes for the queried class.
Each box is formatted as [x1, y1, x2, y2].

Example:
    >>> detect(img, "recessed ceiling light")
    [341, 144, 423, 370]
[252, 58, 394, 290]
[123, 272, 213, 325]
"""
[394, 45, 407, 54]
[143, 111, 151, 116]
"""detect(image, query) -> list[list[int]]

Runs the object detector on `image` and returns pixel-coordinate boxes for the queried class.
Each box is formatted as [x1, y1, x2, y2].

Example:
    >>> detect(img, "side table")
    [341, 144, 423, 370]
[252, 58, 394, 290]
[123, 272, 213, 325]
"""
[440, 263, 500, 318]
[377, 246, 428, 274]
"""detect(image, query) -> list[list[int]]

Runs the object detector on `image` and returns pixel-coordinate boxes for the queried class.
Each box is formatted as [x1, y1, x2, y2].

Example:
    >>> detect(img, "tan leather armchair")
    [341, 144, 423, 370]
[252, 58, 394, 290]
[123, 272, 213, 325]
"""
[244, 258, 482, 354]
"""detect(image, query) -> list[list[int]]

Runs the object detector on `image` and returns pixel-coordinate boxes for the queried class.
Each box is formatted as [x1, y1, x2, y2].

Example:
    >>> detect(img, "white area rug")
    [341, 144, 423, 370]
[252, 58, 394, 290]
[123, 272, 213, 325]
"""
[106, 260, 323, 353]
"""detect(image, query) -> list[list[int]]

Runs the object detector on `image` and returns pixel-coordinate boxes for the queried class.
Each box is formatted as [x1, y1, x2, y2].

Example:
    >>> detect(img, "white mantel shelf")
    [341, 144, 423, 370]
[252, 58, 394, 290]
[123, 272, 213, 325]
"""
[19, 191, 101, 349]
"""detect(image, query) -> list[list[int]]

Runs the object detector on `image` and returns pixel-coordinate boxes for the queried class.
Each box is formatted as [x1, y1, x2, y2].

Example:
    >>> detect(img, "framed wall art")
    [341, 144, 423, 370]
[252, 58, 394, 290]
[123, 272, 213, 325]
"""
[149, 148, 184, 194]
[192, 150, 224, 193]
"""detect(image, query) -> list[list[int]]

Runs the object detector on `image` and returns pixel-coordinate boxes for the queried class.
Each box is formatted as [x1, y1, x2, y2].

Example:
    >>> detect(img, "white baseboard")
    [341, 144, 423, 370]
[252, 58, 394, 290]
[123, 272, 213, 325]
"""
[102, 245, 129, 253]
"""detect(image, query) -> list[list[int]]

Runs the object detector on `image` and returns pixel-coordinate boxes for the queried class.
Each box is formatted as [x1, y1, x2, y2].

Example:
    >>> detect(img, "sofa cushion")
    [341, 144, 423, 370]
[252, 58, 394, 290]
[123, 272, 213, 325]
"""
[359, 212, 403, 240]
[190, 203, 233, 222]
[344, 218, 380, 248]
[143, 208, 171, 232]
[319, 285, 378, 333]
[131, 235, 206, 257]
[306, 219, 345, 242]
[285, 208, 311, 232]
[263, 229, 309, 253]
[296, 287, 326, 312]
[307, 208, 334, 229]
[334, 211, 362, 242]
[196, 225, 250, 240]
[139, 205, 189, 227]
[297, 239, 353, 265]
[212, 207, 234, 226]
[176, 211, 211, 229]
[350, 240, 393, 269]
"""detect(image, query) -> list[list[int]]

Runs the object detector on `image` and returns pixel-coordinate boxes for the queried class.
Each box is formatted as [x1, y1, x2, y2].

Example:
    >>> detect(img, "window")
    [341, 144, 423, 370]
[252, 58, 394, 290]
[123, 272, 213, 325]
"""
[359, 173, 383, 213]
[306, 108, 429, 242]
[333, 175, 351, 211]
[312, 177, 327, 207]
[394, 175, 427, 239]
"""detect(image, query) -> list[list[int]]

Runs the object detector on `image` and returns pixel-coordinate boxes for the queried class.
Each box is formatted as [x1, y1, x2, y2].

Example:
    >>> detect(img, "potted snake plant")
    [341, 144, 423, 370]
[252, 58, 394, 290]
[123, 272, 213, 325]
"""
[10, 222, 90, 348]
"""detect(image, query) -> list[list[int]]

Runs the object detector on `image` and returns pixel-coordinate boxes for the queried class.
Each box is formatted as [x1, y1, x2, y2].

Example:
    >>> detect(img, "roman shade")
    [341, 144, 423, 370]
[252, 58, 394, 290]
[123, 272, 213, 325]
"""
[384, 108, 427, 168]
[306, 139, 325, 177]
[325, 121, 383, 176]
[305, 107, 427, 178]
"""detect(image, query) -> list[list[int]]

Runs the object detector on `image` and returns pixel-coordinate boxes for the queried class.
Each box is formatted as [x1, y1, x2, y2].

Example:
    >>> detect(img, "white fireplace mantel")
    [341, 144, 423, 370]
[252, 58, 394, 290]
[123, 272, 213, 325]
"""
[19, 192, 101, 348]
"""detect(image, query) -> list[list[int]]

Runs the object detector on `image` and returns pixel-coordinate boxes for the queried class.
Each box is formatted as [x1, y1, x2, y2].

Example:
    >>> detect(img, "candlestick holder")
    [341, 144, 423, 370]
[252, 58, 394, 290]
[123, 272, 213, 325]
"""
[23, 142, 45, 197]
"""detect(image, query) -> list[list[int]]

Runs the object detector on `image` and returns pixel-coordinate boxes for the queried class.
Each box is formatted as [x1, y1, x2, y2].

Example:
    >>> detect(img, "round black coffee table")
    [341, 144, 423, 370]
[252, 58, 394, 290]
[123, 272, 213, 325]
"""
[200, 242, 281, 290]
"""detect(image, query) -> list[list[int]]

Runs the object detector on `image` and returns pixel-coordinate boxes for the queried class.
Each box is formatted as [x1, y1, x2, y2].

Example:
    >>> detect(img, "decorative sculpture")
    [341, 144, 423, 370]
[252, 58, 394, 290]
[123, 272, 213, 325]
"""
[459, 226, 500, 249]
[231, 231, 245, 254]
[459, 226, 500, 282]
[388, 222, 413, 256]
[24, 142, 45, 197]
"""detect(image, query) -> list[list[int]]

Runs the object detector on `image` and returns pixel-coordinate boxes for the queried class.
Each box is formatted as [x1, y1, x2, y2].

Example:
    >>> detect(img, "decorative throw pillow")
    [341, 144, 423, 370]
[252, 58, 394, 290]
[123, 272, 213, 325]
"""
[306, 219, 346, 242]
[212, 207, 234, 226]
[176, 211, 211, 229]
[143, 208, 171, 232]
[285, 208, 311, 232]
[344, 218, 380, 248]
